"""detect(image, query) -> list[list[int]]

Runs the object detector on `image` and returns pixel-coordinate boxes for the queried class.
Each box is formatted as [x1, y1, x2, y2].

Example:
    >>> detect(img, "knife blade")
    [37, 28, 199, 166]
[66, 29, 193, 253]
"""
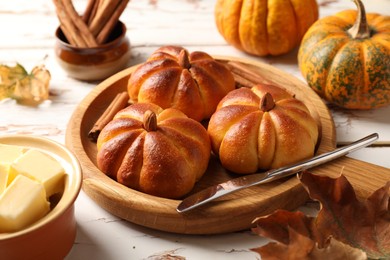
[177, 133, 379, 213]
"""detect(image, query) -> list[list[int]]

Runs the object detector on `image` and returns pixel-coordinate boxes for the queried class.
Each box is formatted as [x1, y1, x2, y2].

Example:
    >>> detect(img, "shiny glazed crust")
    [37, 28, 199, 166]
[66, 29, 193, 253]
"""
[208, 84, 319, 174]
[127, 46, 235, 121]
[96, 103, 211, 199]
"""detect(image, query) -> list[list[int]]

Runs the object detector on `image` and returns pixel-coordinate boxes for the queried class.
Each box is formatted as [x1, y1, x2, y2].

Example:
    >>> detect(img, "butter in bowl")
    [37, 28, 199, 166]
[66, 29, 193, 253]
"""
[0, 135, 82, 260]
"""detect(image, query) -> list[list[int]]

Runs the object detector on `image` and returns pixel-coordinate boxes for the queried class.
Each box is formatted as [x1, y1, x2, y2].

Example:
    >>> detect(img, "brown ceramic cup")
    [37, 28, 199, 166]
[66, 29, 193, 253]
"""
[55, 21, 131, 81]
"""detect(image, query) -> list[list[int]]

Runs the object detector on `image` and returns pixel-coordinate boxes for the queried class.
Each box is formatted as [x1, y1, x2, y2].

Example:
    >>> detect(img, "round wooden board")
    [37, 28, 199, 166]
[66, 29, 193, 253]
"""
[65, 56, 336, 234]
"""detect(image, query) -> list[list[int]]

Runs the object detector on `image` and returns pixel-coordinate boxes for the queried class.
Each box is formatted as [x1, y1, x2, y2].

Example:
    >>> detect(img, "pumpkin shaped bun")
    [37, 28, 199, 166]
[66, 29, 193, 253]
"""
[127, 46, 235, 121]
[208, 84, 319, 174]
[96, 102, 211, 199]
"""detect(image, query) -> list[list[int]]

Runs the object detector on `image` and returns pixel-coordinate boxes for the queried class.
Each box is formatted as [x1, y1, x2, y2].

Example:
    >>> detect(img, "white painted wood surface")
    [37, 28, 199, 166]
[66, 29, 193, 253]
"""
[0, 0, 389, 259]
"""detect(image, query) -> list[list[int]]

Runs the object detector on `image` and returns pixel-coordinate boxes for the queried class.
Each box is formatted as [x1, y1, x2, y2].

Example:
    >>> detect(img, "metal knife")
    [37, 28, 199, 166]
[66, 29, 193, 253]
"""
[177, 133, 379, 213]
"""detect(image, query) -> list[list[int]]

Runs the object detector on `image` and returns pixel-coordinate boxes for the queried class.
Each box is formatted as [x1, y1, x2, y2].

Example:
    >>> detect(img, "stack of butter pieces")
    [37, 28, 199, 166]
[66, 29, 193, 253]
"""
[0, 143, 66, 233]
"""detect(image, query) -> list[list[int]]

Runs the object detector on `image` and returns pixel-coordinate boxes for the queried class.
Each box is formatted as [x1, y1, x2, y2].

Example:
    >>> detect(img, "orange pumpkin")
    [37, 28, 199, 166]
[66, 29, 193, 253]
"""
[215, 0, 319, 56]
[207, 84, 319, 174]
[298, 0, 390, 109]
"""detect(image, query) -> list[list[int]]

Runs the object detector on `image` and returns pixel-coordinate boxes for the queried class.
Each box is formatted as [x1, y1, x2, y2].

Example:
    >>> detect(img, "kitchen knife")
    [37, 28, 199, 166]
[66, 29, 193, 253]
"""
[177, 133, 379, 213]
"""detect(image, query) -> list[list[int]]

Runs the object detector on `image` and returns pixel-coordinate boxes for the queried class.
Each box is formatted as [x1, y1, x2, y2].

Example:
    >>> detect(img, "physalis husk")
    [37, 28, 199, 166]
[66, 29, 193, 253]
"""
[0, 63, 51, 105]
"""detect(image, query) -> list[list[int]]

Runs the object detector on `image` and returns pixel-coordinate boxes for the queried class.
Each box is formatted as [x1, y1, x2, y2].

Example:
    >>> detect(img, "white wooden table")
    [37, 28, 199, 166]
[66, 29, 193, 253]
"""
[1, 0, 389, 259]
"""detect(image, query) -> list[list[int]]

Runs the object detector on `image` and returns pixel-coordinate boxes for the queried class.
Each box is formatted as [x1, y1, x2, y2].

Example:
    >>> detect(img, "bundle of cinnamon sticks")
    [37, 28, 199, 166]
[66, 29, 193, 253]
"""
[53, 0, 130, 47]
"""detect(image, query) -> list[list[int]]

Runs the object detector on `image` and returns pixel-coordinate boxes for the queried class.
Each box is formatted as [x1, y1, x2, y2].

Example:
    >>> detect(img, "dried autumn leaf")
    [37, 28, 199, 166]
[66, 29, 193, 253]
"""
[251, 171, 390, 259]
[299, 172, 390, 259]
[0, 63, 26, 99]
[251, 210, 316, 260]
[0, 63, 51, 105]
[251, 209, 366, 260]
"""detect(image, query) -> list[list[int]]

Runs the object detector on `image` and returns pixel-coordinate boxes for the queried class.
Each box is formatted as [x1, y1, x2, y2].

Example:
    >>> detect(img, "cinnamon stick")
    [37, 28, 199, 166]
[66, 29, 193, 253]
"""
[226, 61, 274, 86]
[88, 91, 129, 142]
[59, 24, 78, 46]
[96, 0, 129, 44]
[54, 0, 129, 48]
[231, 73, 256, 88]
[87, 0, 100, 25]
[82, 0, 97, 23]
[62, 0, 98, 47]
[53, 0, 88, 47]
[89, 0, 121, 37]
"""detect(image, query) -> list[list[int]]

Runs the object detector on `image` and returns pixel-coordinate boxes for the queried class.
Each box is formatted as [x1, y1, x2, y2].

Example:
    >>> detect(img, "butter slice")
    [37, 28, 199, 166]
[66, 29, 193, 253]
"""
[0, 175, 50, 233]
[0, 143, 25, 164]
[0, 164, 9, 194]
[0, 143, 26, 186]
[10, 149, 65, 197]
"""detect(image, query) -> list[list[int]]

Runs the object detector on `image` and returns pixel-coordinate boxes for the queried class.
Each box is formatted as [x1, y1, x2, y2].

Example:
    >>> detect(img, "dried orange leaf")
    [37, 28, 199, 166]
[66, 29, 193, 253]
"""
[251, 171, 389, 259]
[252, 210, 315, 244]
[251, 210, 316, 260]
[0, 63, 50, 105]
[299, 171, 390, 259]
[251, 209, 366, 260]
[311, 239, 367, 260]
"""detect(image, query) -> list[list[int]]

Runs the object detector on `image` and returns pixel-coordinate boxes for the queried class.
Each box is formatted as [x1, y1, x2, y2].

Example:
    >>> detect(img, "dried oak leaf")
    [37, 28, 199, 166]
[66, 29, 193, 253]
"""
[251, 210, 316, 259]
[300, 171, 390, 259]
[251, 210, 366, 260]
[0, 63, 51, 105]
[251, 171, 389, 259]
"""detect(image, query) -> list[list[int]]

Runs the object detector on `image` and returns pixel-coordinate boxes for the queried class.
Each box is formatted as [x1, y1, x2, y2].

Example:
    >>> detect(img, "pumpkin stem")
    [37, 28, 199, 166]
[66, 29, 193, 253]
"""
[143, 110, 157, 132]
[260, 92, 275, 112]
[347, 0, 370, 39]
[178, 49, 191, 69]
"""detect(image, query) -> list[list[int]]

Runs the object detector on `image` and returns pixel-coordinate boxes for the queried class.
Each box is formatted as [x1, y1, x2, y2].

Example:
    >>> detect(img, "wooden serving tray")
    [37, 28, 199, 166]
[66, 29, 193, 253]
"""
[65, 57, 390, 234]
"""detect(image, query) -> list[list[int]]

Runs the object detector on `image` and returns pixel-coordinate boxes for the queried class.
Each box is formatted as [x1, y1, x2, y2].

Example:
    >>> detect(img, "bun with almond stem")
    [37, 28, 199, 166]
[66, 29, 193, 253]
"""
[127, 45, 236, 122]
[96, 102, 211, 199]
[207, 84, 319, 174]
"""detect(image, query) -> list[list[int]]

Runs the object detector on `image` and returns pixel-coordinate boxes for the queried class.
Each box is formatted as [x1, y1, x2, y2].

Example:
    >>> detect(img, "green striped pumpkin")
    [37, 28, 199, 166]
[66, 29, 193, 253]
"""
[298, 0, 390, 109]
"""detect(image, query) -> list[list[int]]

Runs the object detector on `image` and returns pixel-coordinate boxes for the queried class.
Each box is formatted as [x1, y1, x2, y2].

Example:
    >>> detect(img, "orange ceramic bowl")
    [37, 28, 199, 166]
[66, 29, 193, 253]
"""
[0, 135, 82, 260]
[55, 21, 131, 81]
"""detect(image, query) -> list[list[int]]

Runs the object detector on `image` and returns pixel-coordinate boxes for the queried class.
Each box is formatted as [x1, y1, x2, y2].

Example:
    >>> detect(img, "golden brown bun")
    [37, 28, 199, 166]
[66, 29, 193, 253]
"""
[207, 84, 319, 174]
[127, 46, 235, 122]
[97, 102, 211, 199]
